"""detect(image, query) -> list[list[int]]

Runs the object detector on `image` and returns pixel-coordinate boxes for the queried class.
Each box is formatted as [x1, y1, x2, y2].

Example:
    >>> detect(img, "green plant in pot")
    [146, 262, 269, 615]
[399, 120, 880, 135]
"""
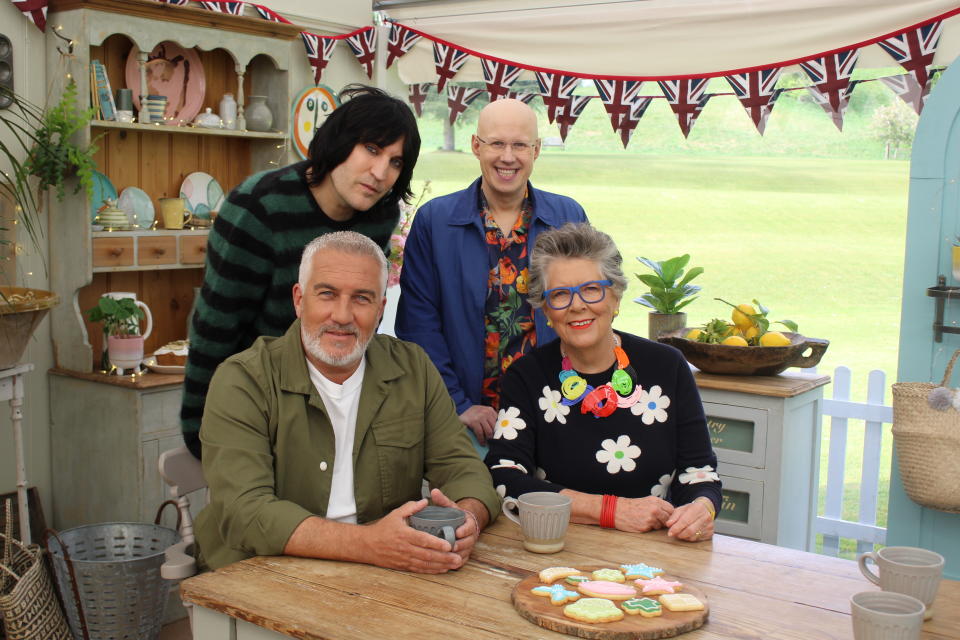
[634, 254, 703, 339]
[85, 297, 146, 374]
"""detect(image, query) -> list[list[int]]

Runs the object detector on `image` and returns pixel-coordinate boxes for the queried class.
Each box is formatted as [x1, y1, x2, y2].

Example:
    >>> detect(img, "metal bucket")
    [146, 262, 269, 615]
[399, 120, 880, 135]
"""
[46, 522, 179, 640]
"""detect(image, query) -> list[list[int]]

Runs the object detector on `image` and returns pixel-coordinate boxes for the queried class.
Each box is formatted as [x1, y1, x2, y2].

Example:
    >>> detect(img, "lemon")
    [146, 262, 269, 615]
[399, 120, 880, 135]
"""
[721, 335, 749, 347]
[731, 304, 757, 331]
[759, 331, 791, 347]
[686, 328, 702, 341]
[743, 325, 760, 341]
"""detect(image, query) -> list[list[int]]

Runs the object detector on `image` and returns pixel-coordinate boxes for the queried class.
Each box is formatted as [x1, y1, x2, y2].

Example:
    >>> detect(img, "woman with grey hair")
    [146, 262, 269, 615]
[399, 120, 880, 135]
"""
[485, 223, 720, 542]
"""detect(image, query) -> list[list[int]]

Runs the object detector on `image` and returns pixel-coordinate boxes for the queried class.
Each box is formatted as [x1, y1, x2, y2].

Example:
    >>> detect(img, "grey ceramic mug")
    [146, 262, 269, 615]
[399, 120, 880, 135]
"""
[850, 591, 925, 640]
[408, 506, 465, 550]
[858, 546, 944, 620]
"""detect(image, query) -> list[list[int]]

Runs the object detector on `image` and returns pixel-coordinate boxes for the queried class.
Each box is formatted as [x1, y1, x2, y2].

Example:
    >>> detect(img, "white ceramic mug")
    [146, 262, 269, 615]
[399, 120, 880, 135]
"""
[859, 546, 944, 620]
[502, 491, 571, 554]
[850, 591, 924, 640]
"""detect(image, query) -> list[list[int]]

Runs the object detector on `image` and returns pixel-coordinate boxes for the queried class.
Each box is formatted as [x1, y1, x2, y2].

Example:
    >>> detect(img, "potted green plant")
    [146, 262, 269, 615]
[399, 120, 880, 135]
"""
[85, 297, 147, 373]
[634, 254, 703, 339]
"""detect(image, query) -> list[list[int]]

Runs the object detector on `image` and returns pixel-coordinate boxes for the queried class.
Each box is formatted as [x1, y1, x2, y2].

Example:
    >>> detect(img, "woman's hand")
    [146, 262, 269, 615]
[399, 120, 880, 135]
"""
[665, 497, 715, 542]
[614, 496, 674, 533]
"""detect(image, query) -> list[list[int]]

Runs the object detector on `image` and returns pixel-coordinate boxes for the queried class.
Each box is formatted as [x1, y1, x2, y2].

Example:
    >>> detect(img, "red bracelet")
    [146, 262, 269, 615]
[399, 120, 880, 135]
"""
[600, 494, 618, 529]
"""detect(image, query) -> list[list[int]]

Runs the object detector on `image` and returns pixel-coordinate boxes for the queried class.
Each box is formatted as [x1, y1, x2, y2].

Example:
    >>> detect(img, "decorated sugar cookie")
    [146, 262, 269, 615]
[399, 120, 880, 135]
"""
[565, 575, 589, 585]
[563, 597, 625, 623]
[577, 580, 637, 600]
[634, 576, 683, 595]
[659, 593, 705, 611]
[539, 567, 581, 584]
[622, 597, 662, 617]
[620, 562, 664, 580]
[532, 584, 581, 605]
[591, 568, 625, 583]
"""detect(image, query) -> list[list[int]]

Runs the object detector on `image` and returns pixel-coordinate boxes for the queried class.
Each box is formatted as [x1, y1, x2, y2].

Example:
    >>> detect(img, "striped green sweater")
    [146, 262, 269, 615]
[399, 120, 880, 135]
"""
[181, 160, 399, 457]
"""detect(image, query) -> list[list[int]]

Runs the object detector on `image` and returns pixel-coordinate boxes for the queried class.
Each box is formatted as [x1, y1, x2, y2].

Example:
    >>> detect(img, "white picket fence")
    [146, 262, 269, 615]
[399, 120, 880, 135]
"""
[810, 366, 893, 557]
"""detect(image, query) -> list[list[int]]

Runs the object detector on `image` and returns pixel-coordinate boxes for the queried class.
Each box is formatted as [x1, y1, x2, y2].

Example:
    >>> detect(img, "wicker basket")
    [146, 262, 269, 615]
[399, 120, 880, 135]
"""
[0, 501, 71, 640]
[45, 521, 179, 640]
[891, 348, 960, 513]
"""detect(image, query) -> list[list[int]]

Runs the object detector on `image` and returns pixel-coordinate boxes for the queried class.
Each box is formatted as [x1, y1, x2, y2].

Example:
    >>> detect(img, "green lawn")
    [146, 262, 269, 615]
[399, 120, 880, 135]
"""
[410, 147, 908, 559]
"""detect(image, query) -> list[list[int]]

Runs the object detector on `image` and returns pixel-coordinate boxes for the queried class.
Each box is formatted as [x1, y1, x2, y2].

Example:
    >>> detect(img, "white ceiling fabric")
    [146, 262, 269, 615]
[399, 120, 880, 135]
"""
[383, 0, 960, 83]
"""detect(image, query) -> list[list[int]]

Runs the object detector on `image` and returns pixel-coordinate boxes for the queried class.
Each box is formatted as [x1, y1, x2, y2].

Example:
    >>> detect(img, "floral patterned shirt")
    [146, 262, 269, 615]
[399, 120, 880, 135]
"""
[484, 331, 721, 510]
[480, 191, 536, 410]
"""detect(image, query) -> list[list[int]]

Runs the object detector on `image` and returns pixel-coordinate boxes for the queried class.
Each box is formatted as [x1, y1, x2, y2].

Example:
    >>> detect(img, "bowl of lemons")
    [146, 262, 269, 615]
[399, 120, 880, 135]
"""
[656, 300, 829, 376]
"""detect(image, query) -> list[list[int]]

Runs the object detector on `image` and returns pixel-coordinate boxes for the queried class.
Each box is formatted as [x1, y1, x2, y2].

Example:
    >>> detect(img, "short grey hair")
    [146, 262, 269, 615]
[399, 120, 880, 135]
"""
[298, 231, 389, 295]
[527, 223, 628, 309]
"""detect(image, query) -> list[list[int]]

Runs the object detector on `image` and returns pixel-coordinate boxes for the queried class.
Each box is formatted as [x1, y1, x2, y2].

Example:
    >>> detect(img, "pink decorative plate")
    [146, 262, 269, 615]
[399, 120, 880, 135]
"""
[125, 42, 205, 125]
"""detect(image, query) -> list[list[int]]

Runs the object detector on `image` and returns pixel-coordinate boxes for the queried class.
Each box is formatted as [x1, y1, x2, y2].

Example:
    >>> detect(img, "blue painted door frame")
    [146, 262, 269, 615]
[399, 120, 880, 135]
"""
[891, 59, 960, 580]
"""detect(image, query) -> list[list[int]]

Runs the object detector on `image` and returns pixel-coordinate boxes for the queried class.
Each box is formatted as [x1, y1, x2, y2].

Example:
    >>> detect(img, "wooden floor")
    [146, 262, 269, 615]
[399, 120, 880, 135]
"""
[159, 617, 191, 640]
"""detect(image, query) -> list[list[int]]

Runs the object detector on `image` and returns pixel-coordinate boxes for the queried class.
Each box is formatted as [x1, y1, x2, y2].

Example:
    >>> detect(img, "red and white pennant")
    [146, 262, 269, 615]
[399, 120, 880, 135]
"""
[346, 28, 377, 79]
[252, 3, 290, 23]
[300, 32, 337, 85]
[197, 1, 244, 14]
[878, 21, 942, 107]
[800, 49, 859, 130]
[535, 71, 579, 124]
[433, 42, 470, 92]
[447, 85, 485, 125]
[594, 79, 644, 147]
[386, 23, 422, 69]
[658, 78, 712, 138]
[482, 59, 523, 101]
[11, 0, 47, 31]
[556, 95, 594, 142]
[725, 68, 783, 135]
[408, 83, 433, 117]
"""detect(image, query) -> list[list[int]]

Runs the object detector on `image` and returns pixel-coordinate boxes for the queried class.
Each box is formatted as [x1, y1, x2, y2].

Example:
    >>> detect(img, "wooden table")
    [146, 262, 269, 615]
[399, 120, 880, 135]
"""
[181, 519, 960, 639]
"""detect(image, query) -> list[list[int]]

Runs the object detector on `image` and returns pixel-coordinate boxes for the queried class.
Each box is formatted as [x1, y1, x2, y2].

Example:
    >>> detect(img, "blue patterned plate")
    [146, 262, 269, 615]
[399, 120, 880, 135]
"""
[180, 172, 224, 220]
[90, 170, 118, 223]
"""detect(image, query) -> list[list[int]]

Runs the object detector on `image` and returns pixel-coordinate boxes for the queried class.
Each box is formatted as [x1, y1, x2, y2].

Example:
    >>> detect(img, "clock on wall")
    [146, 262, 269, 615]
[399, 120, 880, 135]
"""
[290, 85, 340, 160]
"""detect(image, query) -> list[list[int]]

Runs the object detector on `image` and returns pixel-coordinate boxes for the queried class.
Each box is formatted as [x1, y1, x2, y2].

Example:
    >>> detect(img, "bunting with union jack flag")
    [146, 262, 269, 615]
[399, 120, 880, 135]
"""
[346, 28, 377, 79]
[725, 68, 783, 135]
[408, 83, 433, 117]
[506, 91, 537, 104]
[800, 49, 859, 130]
[595, 79, 644, 147]
[252, 3, 290, 23]
[447, 85, 485, 125]
[880, 72, 928, 115]
[386, 23, 422, 69]
[535, 72, 579, 124]
[12, 0, 47, 30]
[878, 21, 942, 99]
[198, 1, 244, 14]
[482, 59, 523, 101]
[433, 42, 471, 92]
[300, 32, 337, 85]
[556, 95, 593, 142]
[658, 78, 712, 138]
[153, 0, 190, 4]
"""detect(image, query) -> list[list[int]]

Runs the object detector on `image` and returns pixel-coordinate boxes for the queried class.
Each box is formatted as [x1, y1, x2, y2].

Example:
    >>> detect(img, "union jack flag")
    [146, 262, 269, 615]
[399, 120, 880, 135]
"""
[556, 95, 593, 142]
[408, 83, 433, 117]
[154, 0, 190, 4]
[880, 72, 927, 115]
[506, 91, 537, 104]
[433, 42, 470, 92]
[725, 68, 783, 135]
[300, 32, 337, 85]
[658, 78, 712, 138]
[535, 72, 579, 124]
[447, 85, 485, 125]
[482, 59, 523, 101]
[800, 49, 859, 121]
[346, 28, 377, 79]
[386, 23, 421, 69]
[12, 0, 47, 31]
[252, 4, 290, 23]
[198, 1, 245, 15]
[806, 80, 860, 131]
[594, 79, 644, 146]
[878, 22, 942, 96]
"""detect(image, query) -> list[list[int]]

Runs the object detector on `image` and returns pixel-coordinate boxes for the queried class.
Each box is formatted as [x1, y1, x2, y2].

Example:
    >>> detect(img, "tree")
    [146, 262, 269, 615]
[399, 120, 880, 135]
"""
[869, 100, 918, 159]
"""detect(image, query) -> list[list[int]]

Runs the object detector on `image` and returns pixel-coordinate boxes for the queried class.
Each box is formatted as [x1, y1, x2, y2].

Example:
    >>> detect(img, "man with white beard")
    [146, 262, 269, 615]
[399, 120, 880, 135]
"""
[194, 231, 500, 572]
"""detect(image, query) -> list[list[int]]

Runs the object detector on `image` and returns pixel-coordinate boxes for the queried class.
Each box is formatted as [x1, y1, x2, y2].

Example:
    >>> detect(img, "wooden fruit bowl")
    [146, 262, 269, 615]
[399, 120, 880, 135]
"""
[657, 329, 829, 376]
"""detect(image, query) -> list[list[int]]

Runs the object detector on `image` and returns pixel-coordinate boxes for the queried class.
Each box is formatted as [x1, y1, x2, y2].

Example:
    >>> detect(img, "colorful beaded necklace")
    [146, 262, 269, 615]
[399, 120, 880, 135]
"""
[559, 334, 639, 418]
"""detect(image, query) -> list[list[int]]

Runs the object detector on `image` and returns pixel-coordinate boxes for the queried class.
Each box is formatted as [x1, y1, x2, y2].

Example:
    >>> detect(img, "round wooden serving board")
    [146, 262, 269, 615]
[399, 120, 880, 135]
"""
[511, 569, 709, 640]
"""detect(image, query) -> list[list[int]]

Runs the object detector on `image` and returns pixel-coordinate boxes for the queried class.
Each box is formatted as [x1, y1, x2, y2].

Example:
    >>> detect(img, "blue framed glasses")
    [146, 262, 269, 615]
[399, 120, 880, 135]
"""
[543, 280, 613, 310]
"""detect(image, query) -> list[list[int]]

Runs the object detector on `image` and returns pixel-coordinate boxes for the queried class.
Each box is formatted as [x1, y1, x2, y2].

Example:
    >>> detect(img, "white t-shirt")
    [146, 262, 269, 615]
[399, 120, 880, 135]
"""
[305, 357, 365, 524]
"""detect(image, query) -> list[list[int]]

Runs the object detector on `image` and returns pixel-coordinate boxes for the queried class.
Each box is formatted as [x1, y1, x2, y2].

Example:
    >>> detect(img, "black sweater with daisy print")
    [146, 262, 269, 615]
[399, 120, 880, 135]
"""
[485, 331, 721, 511]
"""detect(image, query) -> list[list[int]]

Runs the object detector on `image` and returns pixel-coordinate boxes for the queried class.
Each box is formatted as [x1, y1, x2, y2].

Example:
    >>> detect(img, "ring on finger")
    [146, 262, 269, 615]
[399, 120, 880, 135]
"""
[695, 529, 703, 540]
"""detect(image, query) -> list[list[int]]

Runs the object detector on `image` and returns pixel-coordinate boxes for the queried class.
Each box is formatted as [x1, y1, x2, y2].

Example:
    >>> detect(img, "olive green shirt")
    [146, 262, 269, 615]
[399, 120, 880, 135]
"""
[195, 320, 501, 570]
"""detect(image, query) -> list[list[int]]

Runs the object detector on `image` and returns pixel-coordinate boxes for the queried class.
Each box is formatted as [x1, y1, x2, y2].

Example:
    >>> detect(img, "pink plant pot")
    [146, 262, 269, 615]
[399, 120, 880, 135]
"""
[107, 335, 145, 372]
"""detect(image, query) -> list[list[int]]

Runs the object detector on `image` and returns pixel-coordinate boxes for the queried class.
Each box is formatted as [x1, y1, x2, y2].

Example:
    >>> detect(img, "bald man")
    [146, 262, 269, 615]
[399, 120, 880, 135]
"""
[396, 99, 587, 451]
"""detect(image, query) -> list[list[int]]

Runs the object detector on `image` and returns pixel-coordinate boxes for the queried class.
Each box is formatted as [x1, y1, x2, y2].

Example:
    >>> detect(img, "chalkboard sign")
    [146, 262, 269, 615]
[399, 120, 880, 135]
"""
[706, 415, 755, 453]
[718, 488, 750, 524]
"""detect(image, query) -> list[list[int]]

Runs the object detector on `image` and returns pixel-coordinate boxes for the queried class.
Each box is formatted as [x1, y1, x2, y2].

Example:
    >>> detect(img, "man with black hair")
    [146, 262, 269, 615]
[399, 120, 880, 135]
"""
[181, 85, 421, 459]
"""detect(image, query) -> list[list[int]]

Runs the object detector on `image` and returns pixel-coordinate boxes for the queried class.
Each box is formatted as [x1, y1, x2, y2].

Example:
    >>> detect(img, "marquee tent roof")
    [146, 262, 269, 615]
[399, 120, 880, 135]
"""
[380, 0, 960, 82]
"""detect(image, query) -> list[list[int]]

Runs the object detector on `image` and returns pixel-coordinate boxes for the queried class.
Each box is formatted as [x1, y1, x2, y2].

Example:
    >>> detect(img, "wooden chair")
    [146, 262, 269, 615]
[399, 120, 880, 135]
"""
[158, 446, 206, 623]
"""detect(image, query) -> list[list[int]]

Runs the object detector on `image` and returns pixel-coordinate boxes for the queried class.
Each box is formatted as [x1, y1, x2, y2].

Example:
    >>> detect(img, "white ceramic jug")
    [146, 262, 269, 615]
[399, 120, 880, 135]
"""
[102, 291, 153, 340]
